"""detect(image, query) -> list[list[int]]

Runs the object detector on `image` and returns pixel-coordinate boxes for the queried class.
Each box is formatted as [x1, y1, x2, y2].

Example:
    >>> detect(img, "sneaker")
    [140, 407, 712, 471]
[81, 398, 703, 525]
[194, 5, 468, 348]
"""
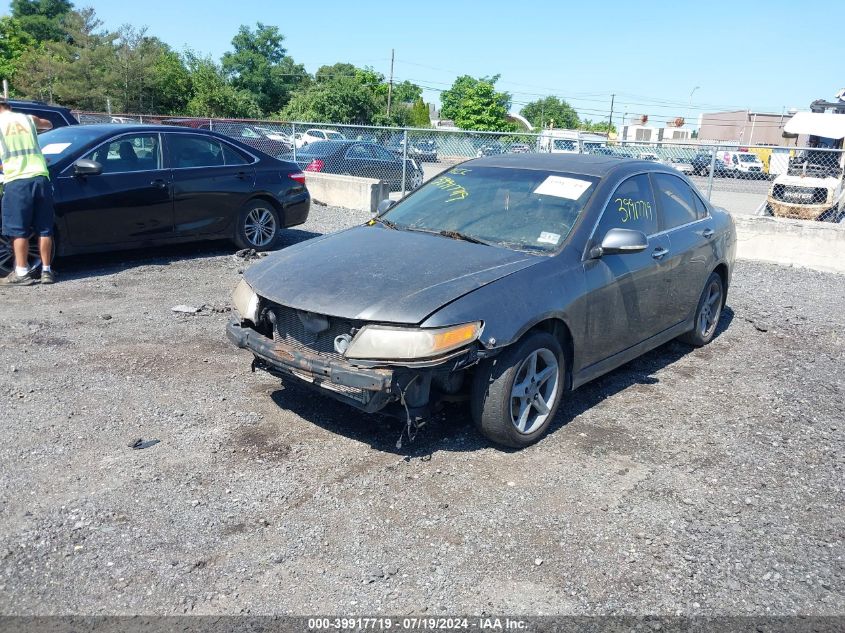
[0, 271, 35, 286]
[40, 270, 56, 285]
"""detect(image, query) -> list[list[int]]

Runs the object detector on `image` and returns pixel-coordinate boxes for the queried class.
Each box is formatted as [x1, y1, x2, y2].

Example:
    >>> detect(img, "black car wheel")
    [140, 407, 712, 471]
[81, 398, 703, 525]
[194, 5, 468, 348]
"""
[235, 199, 282, 251]
[0, 233, 51, 276]
[410, 169, 424, 190]
[471, 331, 565, 448]
[679, 272, 723, 347]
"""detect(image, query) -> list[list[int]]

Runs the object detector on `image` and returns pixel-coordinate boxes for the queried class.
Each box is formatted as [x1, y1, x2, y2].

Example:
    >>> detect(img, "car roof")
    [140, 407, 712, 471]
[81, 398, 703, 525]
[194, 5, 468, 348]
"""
[468, 152, 661, 177]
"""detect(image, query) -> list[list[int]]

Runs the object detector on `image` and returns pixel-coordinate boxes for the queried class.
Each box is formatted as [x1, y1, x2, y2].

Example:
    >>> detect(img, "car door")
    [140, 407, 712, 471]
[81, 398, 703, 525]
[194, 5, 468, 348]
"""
[165, 133, 256, 237]
[651, 172, 715, 326]
[56, 132, 173, 247]
[342, 143, 378, 179]
[580, 173, 672, 367]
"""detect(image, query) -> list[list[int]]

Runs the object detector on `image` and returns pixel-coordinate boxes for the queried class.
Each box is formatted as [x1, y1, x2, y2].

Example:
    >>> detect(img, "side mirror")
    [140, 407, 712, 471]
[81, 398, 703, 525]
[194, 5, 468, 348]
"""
[74, 158, 102, 176]
[374, 199, 395, 217]
[590, 228, 648, 258]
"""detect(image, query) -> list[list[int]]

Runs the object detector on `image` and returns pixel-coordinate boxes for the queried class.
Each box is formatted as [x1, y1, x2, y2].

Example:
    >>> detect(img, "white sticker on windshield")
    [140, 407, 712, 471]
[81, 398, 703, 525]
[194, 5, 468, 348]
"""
[537, 231, 561, 245]
[41, 142, 71, 155]
[534, 175, 591, 200]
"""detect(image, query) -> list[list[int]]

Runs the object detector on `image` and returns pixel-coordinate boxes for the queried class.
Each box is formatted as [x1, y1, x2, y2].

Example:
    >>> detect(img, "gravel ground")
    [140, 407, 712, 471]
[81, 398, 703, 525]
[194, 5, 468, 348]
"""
[0, 203, 843, 616]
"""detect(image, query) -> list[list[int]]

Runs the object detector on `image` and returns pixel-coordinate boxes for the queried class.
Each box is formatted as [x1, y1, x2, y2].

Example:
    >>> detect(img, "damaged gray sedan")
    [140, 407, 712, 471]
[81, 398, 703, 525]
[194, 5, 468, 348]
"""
[227, 154, 736, 448]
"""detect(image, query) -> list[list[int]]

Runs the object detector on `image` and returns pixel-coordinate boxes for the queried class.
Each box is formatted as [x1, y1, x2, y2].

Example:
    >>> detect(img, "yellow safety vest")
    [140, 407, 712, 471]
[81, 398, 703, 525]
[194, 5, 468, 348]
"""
[0, 111, 49, 183]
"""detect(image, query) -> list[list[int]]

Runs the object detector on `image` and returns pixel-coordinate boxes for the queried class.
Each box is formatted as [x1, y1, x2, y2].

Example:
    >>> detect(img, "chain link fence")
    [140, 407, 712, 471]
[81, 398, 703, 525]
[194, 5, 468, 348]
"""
[74, 112, 845, 222]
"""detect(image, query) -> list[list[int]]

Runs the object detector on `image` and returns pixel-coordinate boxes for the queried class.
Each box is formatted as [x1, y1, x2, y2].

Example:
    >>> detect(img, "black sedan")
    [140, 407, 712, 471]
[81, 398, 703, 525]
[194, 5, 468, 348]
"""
[0, 124, 309, 274]
[281, 141, 424, 191]
[228, 154, 736, 448]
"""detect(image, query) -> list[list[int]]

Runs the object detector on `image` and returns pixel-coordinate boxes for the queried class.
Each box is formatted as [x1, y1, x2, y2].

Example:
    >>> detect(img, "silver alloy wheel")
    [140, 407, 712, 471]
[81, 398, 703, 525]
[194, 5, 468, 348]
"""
[243, 207, 277, 248]
[510, 348, 560, 435]
[698, 279, 723, 338]
[0, 235, 41, 275]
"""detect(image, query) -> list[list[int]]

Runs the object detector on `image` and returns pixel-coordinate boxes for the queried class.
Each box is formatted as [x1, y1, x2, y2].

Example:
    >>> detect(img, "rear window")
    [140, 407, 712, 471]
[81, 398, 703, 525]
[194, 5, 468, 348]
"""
[39, 126, 105, 165]
[296, 142, 337, 157]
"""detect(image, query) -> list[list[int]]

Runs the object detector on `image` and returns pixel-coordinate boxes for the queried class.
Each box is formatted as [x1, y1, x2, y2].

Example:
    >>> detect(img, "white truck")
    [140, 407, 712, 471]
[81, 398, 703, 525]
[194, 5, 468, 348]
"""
[763, 99, 845, 222]
[537, 129, 607, 154]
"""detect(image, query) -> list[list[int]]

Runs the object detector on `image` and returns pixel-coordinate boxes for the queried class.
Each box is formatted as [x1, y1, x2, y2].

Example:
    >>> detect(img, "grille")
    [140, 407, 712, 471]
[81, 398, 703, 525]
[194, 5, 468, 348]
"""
[772, 184, 828, 204]
[270, 304, 357, 361]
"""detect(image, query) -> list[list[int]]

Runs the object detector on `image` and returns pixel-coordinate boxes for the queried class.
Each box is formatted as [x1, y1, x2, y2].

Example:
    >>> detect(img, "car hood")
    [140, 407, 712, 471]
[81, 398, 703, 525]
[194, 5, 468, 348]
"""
[244, 225, 541, 324]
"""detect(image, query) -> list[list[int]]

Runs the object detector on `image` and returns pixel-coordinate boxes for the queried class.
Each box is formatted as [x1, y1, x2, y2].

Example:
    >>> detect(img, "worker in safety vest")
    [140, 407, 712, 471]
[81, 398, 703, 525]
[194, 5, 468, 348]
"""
[0, 98, 54, 286]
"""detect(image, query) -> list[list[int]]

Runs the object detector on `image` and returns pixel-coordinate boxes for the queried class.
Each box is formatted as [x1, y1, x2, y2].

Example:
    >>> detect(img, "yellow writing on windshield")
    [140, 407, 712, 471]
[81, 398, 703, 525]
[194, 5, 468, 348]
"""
[615, 198, 653, 223]
[433, 175, 469, 202]
[449, 167, 471, 176]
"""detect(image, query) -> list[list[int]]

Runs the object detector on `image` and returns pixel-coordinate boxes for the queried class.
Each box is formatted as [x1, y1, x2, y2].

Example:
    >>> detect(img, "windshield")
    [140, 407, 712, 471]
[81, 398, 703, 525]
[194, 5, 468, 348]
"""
[382, 166, 597, 253]
[325, 132, 344, 140]
[38, 126, 104, 165]
[739, 154, 759, 162]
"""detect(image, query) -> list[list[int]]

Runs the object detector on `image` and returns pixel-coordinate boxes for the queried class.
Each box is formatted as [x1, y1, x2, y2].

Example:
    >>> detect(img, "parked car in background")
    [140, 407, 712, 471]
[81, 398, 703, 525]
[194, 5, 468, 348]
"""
[384, 136, 438, 162]
[281, 140, 424, 191]
[254, 125, 292, 143]
[638, 152, 663, 164]
[0, 124, 309, 275]
[668, 156, 695, 175]
[228, 153, 735, 448]
[300, 128, 346, 146]
[690, 151, 727, 177]
[476, 141, 505, 157]
[6, 99, 78, 129]
[166, 119, 293, 156]
[509, 143, 532, 154]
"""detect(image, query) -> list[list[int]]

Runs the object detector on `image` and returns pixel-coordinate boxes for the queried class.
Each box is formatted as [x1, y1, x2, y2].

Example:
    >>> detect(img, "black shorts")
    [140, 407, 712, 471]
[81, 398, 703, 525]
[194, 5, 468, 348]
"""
[1, 175, 55, 238]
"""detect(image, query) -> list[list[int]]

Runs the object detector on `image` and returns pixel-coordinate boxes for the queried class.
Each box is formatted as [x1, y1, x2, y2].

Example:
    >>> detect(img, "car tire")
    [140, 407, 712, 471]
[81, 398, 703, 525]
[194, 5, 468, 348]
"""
[471, 331, 565, 448]
[234, 199, 283, 251]
[679, 272, 724, 347]
[0, 232, 55, 276]
[409, 169, 424, 190]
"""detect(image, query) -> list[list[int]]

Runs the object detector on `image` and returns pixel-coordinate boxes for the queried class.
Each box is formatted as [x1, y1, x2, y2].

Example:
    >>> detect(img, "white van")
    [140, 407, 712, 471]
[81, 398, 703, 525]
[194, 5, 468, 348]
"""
[720, 151, 765, 179]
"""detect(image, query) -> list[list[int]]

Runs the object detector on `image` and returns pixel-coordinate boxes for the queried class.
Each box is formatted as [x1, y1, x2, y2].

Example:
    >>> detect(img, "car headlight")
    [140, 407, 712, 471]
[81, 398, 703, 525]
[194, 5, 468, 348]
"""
[345, 322, 482, 360]
[232, 278, 260, 323]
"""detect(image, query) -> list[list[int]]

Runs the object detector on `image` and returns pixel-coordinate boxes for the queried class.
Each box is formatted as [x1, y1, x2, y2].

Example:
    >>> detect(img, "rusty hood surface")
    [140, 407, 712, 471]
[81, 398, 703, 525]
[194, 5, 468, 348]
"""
[244, 224, 541, 324]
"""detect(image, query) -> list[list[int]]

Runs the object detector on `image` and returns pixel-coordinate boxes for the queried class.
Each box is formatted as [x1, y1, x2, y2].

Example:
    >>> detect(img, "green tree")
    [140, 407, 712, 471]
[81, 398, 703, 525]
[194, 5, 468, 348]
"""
[441, 75, 514, 131]
[392, 80, 422, 104]
[281, 76, 380, 124]
[0, 16, 35, 83]
[185, 52, 261, 118]
[580, 119, 616, 134]
[10, 0, 72, 42]
[221, 22, 307, 115]
[520, 96, 579, 130]
[409, 97, 430, 127]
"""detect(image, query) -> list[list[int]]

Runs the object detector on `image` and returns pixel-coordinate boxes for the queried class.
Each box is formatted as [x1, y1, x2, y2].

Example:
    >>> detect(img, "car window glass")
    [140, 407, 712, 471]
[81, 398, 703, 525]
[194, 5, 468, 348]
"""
[167, 134, 225, 168]
[85, 134, 160, 174]
[346, 144, 373, 159]
[221, 142, 248, 165]
[240, 127, 260, 139]
[595, 174, 658, 239]
[692, 190, 709, 219]
[653, 173, 699, 230]
[371, 145, 396, 161]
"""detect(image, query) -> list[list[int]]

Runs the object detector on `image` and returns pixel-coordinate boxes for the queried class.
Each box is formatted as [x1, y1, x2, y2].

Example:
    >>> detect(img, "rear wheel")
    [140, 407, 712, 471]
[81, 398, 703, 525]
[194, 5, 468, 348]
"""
[234, 199, 282, 251]
[679, 272, 724, 347]
[471, 332, 565, 448]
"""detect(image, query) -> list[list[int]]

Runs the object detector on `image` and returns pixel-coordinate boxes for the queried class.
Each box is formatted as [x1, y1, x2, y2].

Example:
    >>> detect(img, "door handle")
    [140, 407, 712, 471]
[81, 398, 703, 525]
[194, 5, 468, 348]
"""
[652, 247, 669, 260]
[702, 228, 715, 238]
[150, 178, 167, 189]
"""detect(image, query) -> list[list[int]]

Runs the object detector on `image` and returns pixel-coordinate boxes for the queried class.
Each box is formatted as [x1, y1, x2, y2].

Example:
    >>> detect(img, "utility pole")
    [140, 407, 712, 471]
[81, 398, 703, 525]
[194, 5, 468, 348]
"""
[608, 93, 615, 130]
[387, 48, 394, 118]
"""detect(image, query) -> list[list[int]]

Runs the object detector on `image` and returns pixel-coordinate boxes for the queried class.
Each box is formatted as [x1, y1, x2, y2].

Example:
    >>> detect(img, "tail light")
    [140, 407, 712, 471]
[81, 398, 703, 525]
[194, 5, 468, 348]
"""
[288, 171, 306, 184]
[305, 159, 324, 172]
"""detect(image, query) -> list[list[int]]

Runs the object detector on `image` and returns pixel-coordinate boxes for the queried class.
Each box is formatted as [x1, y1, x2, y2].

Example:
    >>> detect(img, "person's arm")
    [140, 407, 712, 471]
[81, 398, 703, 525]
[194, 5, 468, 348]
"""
[31, 116, 53, 132]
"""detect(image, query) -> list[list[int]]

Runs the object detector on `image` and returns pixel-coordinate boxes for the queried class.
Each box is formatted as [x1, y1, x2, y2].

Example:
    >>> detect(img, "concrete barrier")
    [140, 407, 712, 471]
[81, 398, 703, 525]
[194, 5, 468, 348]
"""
[734, 215, 845, 274]
[304, 172, 389, 213]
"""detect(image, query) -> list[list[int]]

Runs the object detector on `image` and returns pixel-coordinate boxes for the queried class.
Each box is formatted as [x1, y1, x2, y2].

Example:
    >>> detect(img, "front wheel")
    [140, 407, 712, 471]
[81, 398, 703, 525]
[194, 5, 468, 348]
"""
[471, 332, 565, 448]
[409, 169, 424, 190]
[679, 272, 724, 347]
[234, 200, 282, 251]
[0, 233, 51, 276]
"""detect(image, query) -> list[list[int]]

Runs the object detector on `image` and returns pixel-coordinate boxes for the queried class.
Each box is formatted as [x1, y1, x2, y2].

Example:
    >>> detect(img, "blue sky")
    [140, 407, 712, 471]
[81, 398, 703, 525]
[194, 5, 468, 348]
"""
[4, 0, 842, 125]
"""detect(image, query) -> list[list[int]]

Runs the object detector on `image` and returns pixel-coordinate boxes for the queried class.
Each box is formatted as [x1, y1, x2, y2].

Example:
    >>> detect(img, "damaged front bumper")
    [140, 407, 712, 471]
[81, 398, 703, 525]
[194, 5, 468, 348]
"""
[227, 319, 396, 412]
